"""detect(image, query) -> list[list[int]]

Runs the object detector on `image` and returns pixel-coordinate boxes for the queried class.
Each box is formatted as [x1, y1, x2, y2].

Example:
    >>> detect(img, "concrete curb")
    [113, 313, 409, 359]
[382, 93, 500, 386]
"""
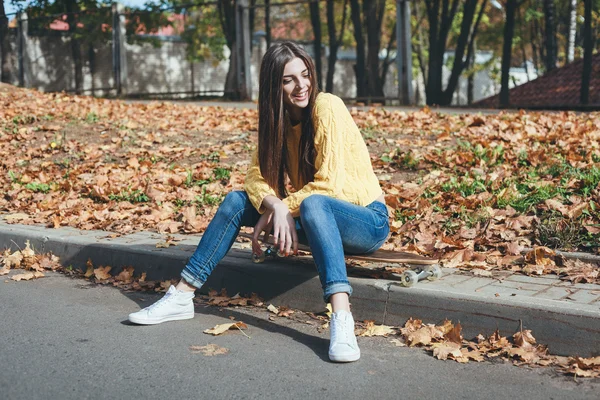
[1, 221, 599, 357]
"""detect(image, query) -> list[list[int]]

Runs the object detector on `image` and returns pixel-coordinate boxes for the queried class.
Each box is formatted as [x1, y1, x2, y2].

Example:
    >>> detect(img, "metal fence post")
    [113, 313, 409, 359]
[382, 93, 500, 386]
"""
[17, 12, 27, 88]
[112, 2, 127, 96]
[236, 0, 252, 101]
[396, 0, 413, 105]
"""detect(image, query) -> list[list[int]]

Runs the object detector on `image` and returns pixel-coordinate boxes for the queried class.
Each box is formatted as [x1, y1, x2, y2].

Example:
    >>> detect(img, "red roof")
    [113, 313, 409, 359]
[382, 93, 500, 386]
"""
[476, 53, 600, 108]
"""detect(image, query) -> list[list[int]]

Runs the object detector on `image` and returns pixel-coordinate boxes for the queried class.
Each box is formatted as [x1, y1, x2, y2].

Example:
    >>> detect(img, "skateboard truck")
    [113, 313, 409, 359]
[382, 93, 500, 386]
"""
[252, 245, 285, 263]
[397, 265, 442, 287]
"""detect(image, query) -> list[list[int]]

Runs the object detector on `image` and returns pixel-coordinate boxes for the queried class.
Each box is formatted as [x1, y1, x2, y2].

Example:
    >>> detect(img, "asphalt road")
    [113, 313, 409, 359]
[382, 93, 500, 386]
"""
[1, 272, 598, 400]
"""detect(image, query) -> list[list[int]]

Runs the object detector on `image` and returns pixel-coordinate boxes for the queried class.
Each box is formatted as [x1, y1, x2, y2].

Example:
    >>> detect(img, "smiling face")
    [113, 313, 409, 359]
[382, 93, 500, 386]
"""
[281, 57, 312, 121]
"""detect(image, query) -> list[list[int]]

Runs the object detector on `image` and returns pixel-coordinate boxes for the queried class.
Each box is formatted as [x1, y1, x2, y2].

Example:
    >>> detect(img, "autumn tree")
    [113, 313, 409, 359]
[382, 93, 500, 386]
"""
[581, 0, 594, 105]
[13, 0, 113, 94]
[349, 0, 395, 101]
[309, 0, 323, 88]
[325, 0, 349, 93]
[1, 0, 11, 83]
[424, 0, 488, 106]
[542, 0, 557, 71]
[500, 0, 525, 107]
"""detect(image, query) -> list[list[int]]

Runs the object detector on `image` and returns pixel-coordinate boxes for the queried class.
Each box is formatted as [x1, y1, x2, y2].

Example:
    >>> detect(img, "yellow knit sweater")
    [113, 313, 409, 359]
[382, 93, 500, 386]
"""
[244, 92, 383, 217]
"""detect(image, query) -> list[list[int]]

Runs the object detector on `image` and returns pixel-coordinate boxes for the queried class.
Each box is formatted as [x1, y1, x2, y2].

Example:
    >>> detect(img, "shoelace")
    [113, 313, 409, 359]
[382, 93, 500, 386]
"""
[144, 292, 173, 312]
[331, 314, 350, 344]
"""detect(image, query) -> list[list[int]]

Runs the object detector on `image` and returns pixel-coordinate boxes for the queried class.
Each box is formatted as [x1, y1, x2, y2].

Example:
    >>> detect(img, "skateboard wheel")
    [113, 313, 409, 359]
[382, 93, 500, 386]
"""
[252, 252, 265, 263]
[425, 264, 442, 281]
[400, 270, 419, 287]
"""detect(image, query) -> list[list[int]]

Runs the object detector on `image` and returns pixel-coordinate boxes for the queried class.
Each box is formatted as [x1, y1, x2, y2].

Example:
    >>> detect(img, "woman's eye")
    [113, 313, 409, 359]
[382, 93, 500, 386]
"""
[283, 80, 292, 84]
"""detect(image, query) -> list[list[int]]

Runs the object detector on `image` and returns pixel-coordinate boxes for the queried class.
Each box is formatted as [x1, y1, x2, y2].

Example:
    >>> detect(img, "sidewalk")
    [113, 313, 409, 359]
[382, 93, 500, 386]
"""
[1, 220, 599, 357]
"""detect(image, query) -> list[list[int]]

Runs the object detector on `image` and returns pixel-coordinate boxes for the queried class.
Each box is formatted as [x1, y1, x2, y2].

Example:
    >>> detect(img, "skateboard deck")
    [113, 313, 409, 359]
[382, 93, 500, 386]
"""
[237, 232, 442, 287]
[237, 232, 438, 265]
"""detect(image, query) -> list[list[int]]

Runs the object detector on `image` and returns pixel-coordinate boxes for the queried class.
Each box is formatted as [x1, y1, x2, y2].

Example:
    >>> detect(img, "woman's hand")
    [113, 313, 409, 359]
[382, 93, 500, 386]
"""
[252, 210, 273, 256]
[254, 196, 298, 256]
[270, 202, 298, 256]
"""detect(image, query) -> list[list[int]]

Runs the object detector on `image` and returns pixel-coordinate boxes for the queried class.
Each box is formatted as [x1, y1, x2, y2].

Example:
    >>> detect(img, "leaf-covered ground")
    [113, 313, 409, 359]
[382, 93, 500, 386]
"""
[2, 243, 599, 379]
[1, 84, 599, 282]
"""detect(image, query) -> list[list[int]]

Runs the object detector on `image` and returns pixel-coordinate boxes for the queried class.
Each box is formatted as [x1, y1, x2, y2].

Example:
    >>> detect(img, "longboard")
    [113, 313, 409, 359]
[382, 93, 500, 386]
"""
[237, 232, 442, 287]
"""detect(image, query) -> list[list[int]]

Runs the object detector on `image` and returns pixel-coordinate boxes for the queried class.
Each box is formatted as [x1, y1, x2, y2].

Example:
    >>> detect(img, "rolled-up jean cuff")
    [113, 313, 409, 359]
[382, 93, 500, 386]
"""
[323, 282, 353, 303]
[180, 269, 205, 290]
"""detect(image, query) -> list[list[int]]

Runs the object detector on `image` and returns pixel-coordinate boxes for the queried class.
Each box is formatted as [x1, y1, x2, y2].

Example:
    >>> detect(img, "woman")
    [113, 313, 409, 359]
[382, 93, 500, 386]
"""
[128, 41, 390, 363]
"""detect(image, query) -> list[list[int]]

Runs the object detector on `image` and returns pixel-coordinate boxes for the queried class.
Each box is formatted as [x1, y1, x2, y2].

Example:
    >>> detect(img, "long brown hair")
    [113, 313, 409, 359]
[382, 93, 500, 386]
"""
[258, 41, 319, 198]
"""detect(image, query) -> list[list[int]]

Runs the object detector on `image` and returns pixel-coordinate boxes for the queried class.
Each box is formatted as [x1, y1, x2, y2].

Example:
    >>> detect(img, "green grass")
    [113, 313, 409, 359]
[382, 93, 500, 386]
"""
[456, 140, 505, 166]
[213, 167, 231, 181]
[25, 182, 51, 193]
[85, 112, 99, 124]
[441, 176, 487, 198]
[108, 189, 149, 203]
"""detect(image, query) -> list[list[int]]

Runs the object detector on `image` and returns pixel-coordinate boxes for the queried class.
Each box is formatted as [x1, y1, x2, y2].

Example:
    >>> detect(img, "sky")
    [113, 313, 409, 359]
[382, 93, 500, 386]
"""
[4, 0, 151, 15]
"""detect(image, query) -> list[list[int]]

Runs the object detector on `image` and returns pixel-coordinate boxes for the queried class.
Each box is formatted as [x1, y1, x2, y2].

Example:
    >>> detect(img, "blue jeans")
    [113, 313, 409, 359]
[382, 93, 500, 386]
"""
[181, 191, 390, 302]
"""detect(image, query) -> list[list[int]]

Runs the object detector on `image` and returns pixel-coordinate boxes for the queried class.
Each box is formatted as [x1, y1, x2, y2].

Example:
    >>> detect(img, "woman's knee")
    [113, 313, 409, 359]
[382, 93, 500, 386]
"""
[299, 194, 330, 223]
[218, 191, 249, 215]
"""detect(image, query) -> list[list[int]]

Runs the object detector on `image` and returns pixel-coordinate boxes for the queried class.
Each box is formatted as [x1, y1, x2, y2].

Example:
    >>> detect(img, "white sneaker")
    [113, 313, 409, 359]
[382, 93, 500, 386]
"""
[128, 285, 195, 325]
[328, 310, 361, 362]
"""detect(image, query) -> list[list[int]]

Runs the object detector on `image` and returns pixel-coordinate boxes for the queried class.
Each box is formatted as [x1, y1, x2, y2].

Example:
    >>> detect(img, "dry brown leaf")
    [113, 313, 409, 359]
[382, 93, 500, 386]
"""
[93, 266, 112, 281]
[204, 322, 248, 336]
[513, 329, 537, 349]
[115, 266, 134, 283]
[389, 338, 407, 347]
[407, 326, 433, 347]
[189, 344, 229, 356]
[358, 321, 396, 337]
[84, 259, 94, 278]
[444, 322, 463, 344]
[432, 341, 463, 361]
[11, 271, 44, 281]
[4, 250, 23, 269]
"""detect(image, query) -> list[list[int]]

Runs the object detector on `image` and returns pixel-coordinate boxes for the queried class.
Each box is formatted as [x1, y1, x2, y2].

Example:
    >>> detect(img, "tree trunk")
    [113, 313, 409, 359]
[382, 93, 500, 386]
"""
[219, 0, 238, 99]
[224, 40, 238, 98]
[364, 0, 385, 100]
[309, 0, 322, 89]
[0, 1, 11, 83]
[326, 0, 348, 93]
[500, 0, 517, 107]
[412, 2, 428, 87]
[542, 0, 557, 71]
[566, 0, 576, 63]
[425, 0, 486, 106]
[580, 0, 592, 104]
[425, 0, 445, 106]
[442, 0, 486, 105]
[349, 0, 367, 99]
[467, 40, 475, 105]
[65, 0, 83, 94]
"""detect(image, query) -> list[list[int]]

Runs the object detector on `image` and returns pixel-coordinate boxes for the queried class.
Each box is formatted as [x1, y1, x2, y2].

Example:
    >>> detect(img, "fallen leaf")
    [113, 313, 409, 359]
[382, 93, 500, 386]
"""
[115, 266, 134, 283]
[93, 266, 112, 281]
[359, 321, 396, 337]
[189, 344, 229, 356]
[4, 250, 23, 269]
[407, 326, 433, 347]
[444, 322, 463, 344]
[204, 322, 248, 336]
[390, 338, 407, 347]
[513, 329, 537, 350]
[432, 341, 463, 360]
[11, 271, 44, 281]
[84, 259, 94, 278]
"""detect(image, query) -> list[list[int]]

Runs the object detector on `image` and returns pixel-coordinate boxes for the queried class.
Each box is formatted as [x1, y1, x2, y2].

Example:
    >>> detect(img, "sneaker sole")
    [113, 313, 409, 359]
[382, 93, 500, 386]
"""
[128, 312, 194, 325]
[328, 351, 361, 363]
